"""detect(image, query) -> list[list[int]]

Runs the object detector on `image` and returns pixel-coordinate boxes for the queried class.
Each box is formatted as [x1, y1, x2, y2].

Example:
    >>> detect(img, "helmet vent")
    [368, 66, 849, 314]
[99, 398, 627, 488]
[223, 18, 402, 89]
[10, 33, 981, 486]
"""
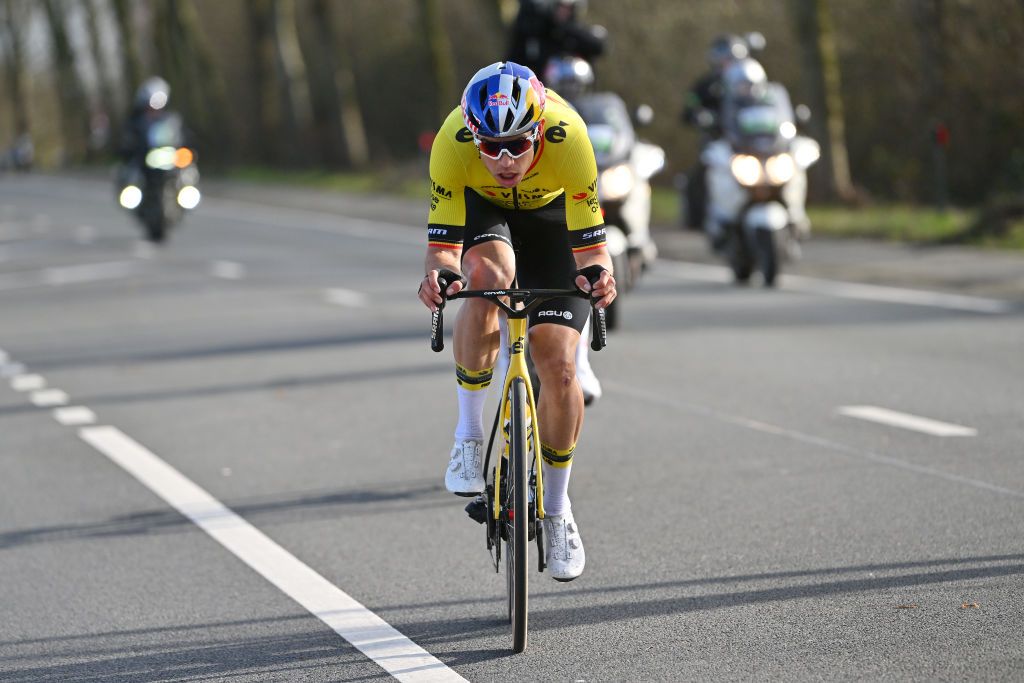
[503, 109, 514, 132]
[485, 110, 498, 131]
[511, 79, 522, 105]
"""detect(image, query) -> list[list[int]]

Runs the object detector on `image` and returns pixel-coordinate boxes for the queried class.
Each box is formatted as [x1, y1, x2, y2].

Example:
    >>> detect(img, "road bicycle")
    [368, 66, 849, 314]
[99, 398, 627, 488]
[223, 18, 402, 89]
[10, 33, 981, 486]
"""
[430, 278, 606, 653]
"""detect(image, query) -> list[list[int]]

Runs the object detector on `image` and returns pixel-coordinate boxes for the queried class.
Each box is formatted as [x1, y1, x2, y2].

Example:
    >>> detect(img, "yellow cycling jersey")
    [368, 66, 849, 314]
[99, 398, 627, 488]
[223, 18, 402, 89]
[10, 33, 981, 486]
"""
[427, 90, 605, 255]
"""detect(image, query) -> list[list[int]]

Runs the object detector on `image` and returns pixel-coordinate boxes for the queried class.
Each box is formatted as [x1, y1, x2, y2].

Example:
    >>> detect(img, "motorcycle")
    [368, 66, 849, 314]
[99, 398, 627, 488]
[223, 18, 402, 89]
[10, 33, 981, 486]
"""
[572, 90, 665, 328]
[116, 113, 200, 243]
[702, 81, 819, 286]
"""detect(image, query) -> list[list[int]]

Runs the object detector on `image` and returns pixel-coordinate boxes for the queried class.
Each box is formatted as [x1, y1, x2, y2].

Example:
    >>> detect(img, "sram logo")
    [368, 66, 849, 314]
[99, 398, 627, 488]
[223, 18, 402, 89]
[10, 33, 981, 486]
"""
[581, 227, 606, 240]
[427, 227, 448, 235]
[538, 310, 573, 320]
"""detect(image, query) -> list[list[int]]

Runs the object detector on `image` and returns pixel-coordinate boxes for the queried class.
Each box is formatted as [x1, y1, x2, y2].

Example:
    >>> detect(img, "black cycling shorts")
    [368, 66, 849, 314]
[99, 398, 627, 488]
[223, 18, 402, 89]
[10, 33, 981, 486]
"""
[461, 189, 590, 334]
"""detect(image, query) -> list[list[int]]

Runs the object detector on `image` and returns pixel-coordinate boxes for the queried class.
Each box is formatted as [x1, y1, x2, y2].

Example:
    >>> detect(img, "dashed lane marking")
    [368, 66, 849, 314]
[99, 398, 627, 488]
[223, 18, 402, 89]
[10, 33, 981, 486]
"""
[31, 389, 69, 407]
[78, 426, 467, 683]
[210, 260, 245, 280]
[324, 288, 369, 307]
[838, 405, 978, 437]
[53, 406, 97, 426]
[11, 374, 46, 391]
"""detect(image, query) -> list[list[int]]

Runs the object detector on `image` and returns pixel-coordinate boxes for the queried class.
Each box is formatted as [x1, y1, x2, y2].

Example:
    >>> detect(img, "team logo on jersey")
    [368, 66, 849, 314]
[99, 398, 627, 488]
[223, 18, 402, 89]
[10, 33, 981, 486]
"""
[432, 182, 452, 199]
[572, 191, 589, 201]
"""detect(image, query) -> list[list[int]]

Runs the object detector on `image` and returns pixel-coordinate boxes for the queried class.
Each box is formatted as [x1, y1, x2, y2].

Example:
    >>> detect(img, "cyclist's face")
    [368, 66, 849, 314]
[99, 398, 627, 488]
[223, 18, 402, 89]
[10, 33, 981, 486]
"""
[478, 135, 535, 188]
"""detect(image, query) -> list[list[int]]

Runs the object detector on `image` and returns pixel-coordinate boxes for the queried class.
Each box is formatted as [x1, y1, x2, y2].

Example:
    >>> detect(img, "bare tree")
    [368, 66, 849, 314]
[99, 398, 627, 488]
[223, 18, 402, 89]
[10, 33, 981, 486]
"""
[152, 0, 232, 162]
[83, 0, 119, 152]
[42, 0, 91, 164]
[272, 0, 312, 163]
[306, 0, 369, 168]
[418, 0, 457, 122]
[0, 0, 30, 139]
[247, 0, 277, 162]
[110, 0, 141, 96]
[789, 0, 856, 202]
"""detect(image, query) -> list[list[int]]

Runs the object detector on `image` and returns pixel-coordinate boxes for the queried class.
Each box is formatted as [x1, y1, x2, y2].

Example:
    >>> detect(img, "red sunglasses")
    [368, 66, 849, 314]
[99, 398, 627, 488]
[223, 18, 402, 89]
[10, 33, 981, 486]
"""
[474, 127, 539, 160]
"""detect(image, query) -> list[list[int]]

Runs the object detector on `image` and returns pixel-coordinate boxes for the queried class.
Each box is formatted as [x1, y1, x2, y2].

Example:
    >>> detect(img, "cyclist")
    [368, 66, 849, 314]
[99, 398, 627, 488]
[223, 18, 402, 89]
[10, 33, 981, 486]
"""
[417, 61, 616, 581]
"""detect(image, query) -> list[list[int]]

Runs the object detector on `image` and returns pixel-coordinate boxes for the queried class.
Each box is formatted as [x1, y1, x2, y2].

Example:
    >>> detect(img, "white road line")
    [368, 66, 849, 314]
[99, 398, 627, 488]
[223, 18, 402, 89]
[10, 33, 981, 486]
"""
[200, 199, 422, 246]
[654, 259, 1013, 314]
[211, 260, 246, 280]
[78, 426, 466, 683]
[609, 382, 1023, 500]
[0, 261, 143, 292]
[11, 373, 45, 391]
[31, 389, 69, 407]
[324, 288, 369, 307]
[53, 406, 97, 426]
[838, 405, 978, 437]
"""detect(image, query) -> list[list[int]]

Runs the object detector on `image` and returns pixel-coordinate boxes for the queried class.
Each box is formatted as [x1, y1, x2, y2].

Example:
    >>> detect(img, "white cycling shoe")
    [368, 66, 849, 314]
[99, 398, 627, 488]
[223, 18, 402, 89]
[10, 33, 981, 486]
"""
[543, 510, 586, 581]
[445, 439, 484, 496]
[577, 362, 603, 406]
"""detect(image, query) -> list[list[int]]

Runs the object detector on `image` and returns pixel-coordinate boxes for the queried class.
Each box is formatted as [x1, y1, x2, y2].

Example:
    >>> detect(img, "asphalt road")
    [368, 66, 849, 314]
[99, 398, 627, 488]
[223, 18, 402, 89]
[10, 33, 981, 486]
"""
[1, 173, 1022, 682]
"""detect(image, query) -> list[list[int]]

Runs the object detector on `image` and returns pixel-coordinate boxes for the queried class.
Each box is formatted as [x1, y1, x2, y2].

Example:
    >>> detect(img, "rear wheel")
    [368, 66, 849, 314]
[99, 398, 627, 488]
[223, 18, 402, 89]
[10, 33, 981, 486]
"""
[506, 378, 529, 653]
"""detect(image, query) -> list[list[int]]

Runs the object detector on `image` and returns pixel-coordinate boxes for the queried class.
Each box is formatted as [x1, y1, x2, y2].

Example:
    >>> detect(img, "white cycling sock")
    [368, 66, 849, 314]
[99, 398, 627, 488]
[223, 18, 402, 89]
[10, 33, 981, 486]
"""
[575, 316, 591, 370]
[454, 384, 488, 442]
[542, 461, 572, 517]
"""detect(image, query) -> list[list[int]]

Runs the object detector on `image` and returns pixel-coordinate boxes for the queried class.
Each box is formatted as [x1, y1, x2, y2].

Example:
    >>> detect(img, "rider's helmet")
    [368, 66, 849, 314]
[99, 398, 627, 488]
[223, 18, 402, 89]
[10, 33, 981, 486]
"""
[542, 56, 594, 99]
[461, 61, 546, 138]
[707, 34, 749, 72]
[134, 76, 171, 112]
[722, 57, 767, 99]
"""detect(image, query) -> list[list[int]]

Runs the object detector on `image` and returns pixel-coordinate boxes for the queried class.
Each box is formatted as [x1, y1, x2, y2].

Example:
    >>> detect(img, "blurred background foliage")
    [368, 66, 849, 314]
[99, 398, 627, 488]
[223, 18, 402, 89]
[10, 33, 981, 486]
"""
[1, 0, 1022, 216]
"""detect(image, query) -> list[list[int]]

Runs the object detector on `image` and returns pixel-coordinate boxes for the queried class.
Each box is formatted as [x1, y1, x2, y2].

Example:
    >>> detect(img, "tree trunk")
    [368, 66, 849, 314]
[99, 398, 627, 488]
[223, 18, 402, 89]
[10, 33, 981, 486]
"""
[42, 0, 91, 164]
[913, 0, 949, 209]
[84, 0, 119, 153]
[1, 0, 30, 137]
[272, 0, 313, 165]
[418, 0, 458, 122]
[152, 0, 232, 164]
[247, 0, 277, 163]
[790, 0, 856, 202]
[110, 0, 142, 96]
[308, 0, 369, 168]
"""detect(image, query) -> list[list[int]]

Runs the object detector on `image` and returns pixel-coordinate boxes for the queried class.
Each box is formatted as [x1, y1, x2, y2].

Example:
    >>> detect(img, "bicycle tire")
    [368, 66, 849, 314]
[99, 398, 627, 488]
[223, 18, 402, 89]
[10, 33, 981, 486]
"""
[508, 377, 530, 653]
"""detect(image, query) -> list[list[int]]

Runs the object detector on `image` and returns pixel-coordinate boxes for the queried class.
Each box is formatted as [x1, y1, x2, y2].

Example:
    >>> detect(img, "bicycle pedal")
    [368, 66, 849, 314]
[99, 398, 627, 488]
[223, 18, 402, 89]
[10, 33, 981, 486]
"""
[464, 496, 487, 525]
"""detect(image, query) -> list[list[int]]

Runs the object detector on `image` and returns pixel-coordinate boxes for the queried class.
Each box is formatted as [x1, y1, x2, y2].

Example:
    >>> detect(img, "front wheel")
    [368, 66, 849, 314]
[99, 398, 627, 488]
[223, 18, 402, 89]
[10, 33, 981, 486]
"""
[506, 377, 530, 653]
[755, 228, 780, 287]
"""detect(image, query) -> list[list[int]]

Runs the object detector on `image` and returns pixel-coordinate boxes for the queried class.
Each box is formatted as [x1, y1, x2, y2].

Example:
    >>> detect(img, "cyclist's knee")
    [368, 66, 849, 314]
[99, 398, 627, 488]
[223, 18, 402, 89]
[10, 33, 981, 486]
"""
[530, 331, 577, 389]
[463, 254, 514, 290]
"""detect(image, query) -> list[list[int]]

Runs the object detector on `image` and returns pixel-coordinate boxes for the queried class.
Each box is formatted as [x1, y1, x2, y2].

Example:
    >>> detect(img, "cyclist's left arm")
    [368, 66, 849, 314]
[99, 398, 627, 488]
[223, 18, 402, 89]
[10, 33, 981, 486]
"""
[559, 132, 616, 308]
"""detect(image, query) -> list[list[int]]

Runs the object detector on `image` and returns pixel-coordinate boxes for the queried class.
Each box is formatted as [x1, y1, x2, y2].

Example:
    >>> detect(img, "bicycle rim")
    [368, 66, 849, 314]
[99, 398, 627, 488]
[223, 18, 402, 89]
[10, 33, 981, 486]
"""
[508, 377, 529, 653]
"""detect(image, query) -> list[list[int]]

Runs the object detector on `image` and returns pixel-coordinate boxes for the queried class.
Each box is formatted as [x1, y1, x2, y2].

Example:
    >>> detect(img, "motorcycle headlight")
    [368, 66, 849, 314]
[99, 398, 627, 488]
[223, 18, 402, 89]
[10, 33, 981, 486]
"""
[765, 153, 796, 185]
[599, 164, 634, 201]
[177, 186, 201, 209]
[730, 154, 763, 187]
[145, 146, 178, 170]
[119, 185, 142, 209]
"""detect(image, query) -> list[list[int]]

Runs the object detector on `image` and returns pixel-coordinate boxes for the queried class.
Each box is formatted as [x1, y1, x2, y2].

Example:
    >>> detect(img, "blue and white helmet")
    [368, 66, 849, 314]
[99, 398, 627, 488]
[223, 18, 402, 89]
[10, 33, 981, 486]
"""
[461, 62, 546, 138]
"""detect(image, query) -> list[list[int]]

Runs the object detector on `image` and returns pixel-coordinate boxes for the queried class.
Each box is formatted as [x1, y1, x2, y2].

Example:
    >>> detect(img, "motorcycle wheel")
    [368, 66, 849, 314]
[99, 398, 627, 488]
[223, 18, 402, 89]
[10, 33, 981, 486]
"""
[728, 235, 753, 285]
[755, 229, 779, 287]
[144, 213, 166, 243]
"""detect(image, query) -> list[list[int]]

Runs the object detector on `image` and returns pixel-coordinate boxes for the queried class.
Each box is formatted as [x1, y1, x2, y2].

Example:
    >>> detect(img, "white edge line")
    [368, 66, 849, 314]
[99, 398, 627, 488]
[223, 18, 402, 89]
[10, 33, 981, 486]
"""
[838, 405, 978, 437]
[77, 426, 466, 683]
[653, 258, 1013, 314]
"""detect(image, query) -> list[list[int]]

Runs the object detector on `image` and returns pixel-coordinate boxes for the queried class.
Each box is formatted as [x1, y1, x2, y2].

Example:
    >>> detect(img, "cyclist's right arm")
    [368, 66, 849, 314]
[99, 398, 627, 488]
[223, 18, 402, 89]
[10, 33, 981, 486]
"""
[420, 121, 469, 311]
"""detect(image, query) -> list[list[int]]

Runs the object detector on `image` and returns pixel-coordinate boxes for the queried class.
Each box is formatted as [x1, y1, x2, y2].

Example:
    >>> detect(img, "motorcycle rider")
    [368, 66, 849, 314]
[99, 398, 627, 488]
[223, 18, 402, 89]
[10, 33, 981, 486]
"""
[681, 34, 750, 232]
[119, 77, 187, 167]
[508, 0, 606, 78]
